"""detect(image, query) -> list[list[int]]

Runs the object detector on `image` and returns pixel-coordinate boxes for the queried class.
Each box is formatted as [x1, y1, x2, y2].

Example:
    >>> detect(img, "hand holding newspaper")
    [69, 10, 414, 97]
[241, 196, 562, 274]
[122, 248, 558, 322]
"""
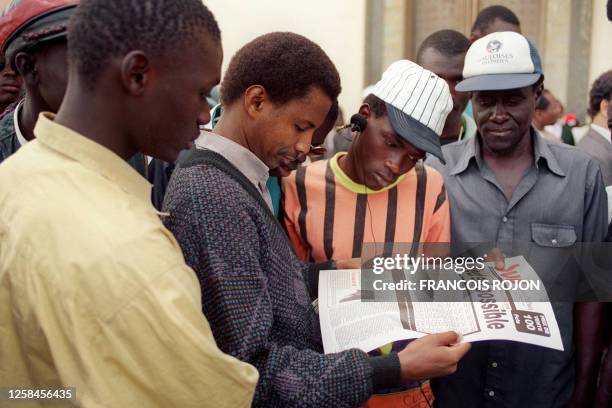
[318, 256, 563, 354]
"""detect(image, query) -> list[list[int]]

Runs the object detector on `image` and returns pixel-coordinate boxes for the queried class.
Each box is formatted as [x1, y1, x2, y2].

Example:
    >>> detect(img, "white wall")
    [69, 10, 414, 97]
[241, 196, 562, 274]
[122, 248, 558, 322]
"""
[589, 0, 612, 89]
[204, 0, 367, 119]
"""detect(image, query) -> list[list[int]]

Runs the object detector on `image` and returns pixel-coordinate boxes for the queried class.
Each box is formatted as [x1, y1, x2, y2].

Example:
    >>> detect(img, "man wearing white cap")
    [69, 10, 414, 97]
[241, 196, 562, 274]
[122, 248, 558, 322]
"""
[428, 31, 608, 408]
[283, 59, 460, 406]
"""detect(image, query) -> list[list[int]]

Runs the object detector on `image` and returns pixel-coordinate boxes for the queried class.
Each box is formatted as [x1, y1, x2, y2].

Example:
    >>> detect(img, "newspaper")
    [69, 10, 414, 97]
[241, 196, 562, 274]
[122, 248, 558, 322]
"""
[318, 256, 563, 354]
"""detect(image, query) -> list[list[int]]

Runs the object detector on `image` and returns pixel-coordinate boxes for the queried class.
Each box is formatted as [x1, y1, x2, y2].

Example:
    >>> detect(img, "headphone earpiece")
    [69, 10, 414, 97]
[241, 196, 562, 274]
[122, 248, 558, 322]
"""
[350, 113, 367, 133]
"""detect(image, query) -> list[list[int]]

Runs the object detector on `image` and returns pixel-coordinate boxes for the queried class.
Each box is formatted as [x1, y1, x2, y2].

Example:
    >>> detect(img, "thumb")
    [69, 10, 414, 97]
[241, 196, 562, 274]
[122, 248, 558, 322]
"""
[428, 331, 461, 346]
[488, 248, 506, 269]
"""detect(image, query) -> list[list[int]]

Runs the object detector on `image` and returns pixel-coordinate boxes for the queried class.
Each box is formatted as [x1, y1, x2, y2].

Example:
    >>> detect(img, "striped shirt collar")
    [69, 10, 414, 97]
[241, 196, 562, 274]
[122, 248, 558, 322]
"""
[330, 152, 406, 194]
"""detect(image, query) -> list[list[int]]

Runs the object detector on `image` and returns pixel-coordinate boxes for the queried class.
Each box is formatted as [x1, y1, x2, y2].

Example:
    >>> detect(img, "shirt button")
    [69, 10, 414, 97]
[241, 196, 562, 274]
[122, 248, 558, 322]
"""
[489, 390, 495, 397]
[491, 362, 498, 368]
[551, 239, 558, 245]
[502, 216, 508, 223]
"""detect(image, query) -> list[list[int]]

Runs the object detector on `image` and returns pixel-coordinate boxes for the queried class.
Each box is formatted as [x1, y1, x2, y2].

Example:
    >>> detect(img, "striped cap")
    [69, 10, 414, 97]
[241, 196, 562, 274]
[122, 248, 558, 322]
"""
[372, 59, 452, 163]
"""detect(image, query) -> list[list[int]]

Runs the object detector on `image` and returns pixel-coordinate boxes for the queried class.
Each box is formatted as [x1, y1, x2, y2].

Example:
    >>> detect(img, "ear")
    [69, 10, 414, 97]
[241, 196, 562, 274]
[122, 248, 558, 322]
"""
[243, 85, 267, 119]
[358, 103, 372, 119]
[533, 81, 544, 102]
[600, 98, 609, 117]
[120, 51, 151, 96]
[14, 52, 38, 86]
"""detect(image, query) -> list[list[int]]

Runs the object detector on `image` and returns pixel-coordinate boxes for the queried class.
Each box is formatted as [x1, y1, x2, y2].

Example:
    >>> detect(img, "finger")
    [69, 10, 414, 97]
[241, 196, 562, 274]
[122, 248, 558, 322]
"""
[426, 331, 461, 346]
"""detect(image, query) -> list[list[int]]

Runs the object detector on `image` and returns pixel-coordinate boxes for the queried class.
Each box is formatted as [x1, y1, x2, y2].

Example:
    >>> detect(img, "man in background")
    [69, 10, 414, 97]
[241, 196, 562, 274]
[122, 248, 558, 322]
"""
[533, 89, 563, 142]
[577, 70, 612, 186]
[417, 29, 477, 146]
[470, 4, 521, 42]
[0, 0, 77, 164]
[0, 55, 22, 116]
[0, 0, 147, 174]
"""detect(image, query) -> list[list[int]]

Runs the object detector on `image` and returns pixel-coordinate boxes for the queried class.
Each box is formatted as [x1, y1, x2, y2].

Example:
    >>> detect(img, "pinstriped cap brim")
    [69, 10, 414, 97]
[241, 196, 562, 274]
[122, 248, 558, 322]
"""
[386, 103, 445, 164]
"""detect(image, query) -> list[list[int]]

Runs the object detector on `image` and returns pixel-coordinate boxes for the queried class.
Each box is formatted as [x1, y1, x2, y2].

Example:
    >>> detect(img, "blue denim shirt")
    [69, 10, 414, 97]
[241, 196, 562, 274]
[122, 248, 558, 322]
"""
[427, 129, 608, 408]
[0, 108, 19, 165]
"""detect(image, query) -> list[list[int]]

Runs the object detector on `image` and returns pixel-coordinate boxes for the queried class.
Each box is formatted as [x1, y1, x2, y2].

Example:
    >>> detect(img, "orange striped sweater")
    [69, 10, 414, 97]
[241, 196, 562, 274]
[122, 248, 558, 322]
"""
[282, 152, 451, 263]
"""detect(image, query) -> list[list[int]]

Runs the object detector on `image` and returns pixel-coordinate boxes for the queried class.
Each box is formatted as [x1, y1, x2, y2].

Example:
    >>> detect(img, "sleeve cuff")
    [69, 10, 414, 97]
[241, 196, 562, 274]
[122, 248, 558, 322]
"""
[368, 352, 402, 392]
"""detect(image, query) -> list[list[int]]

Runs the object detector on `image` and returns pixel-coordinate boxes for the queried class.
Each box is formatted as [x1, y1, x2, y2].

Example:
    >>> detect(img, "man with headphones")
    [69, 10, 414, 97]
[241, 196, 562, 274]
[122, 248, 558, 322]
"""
[282, 59, 457, 407]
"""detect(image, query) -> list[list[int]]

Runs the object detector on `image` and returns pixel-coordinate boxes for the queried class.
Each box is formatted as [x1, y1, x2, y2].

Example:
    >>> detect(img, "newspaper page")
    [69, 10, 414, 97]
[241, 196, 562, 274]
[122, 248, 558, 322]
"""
[319, 256, 563, 354]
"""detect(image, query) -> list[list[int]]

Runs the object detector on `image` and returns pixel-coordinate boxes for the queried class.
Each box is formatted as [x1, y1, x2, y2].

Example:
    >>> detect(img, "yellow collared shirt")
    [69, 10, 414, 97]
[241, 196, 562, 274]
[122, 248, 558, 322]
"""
[0, 114, 258, 408]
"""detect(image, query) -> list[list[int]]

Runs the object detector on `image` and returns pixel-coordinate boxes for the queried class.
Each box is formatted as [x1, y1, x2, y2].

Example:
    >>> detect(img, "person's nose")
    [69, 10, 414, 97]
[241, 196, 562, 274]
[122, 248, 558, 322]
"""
[490, 100, 509, 122]
[198, 104, 212, 127]
[385, 157, 402, 176]
[295, 131, 312, 156]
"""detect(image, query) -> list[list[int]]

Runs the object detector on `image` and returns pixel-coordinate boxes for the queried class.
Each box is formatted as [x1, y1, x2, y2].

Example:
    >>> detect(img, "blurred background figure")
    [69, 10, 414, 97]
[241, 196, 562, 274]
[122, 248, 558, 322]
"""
[533, 89, 563, 141]
[469, 4, 521, 42]
[417, 29, 476, 146]
[0, 55, 22, 118]
[577, 70, 612, 186]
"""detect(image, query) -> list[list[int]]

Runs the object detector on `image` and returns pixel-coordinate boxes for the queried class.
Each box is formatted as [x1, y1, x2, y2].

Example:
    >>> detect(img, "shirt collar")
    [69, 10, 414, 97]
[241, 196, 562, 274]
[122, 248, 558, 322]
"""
[13, 100, 28, 148]
[448, 136, 477, 176]
[195, 131, 270, 190]
[34, 113, 152, 203]
[591, 123, 611, 143]
[533, 128, 565, 176]
[449, 127, 565, 177]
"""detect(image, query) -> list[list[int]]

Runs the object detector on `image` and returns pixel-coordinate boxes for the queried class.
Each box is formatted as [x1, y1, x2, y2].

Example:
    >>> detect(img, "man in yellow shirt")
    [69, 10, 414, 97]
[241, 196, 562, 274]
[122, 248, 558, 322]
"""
[0, 1, 258, 407]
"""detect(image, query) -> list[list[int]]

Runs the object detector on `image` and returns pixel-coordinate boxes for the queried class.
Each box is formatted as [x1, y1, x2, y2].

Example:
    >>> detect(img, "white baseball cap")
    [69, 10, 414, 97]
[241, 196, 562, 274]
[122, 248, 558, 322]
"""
[457, 31, 543, 92]
[372, 60, 452, 163]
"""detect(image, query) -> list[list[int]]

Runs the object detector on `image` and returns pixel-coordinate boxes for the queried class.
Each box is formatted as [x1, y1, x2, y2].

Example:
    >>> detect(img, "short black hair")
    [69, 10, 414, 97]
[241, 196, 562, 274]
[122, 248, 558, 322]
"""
[68, 0, 220, 87]
[608, 0, 612, 21]
[416, 29, 470, 63]
[363, 93, 387, 117]
[535, 90, 551, 111]
[471, 5, 520, 35]
[327, 99, 339, 124]
[588, 70, 612, 118]
[220, 32, 341, 106]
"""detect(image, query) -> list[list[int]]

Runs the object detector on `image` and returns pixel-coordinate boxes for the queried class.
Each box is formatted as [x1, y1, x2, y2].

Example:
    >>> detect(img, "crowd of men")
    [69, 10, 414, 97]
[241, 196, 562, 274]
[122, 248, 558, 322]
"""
[0, 0, 611, 407]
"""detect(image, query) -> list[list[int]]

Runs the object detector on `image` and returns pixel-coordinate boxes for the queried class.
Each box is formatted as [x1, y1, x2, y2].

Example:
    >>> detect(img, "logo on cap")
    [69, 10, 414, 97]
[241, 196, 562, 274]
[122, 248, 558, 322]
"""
[486, 40, 502, 54]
